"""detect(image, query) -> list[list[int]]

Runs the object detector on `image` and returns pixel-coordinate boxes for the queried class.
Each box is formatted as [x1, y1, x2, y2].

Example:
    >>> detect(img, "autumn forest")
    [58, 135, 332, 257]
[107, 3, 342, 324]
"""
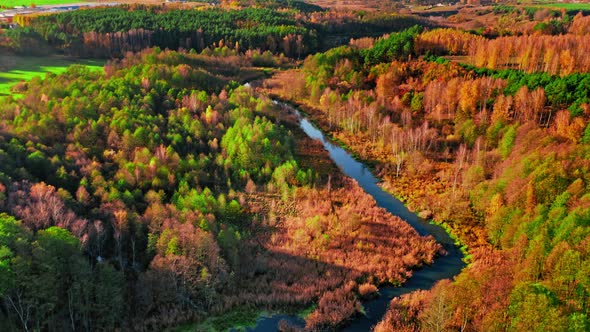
[0, 0, 589, 331]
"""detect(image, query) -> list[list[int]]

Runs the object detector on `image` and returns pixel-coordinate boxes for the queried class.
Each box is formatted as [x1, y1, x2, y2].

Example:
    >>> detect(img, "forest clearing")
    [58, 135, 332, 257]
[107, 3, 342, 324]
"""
[0, 55, 104, 95]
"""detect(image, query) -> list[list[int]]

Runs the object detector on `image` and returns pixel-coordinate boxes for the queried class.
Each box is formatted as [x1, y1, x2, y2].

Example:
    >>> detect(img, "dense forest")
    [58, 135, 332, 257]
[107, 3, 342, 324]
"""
[2, 4, 429, 58]
[10, 6, 313, 57]
[0, 47, 441, 330]
[267, 15, 590, 330]
[2, 0, 590, 331]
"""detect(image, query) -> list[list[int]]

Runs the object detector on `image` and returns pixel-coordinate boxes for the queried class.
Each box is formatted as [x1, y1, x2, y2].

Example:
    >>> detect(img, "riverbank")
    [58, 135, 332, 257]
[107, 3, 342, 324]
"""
[269, 91, 479, 264]
[290, 101, 465, 330]
[206, 93, 465, 332]
[261, 70, 488, 253]
[170, 86, 446, 332]
[175, 84, 460, 332]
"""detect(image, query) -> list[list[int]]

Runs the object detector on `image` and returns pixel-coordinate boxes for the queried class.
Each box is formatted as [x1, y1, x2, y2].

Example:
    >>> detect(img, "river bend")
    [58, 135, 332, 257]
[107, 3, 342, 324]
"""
[243, 102, 465, 331]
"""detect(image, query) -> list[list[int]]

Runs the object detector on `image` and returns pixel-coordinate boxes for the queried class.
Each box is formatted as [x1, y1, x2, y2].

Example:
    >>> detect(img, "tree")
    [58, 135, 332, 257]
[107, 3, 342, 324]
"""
[509, 288, 567, 331]
[420, 280, 453, 332]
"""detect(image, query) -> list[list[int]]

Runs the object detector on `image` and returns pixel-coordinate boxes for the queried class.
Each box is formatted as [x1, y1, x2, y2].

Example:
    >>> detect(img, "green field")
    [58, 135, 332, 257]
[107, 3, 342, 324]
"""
[1, 0, 87, 8]
[0, 55, 104, 97]
[528, 1, 590, 11]
[538, 3, 590, 10]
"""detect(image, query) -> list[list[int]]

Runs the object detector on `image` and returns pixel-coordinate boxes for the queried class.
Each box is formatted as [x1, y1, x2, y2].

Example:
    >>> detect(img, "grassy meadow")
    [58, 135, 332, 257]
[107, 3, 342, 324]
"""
[527, 1, 590, 11]
[0, 55, 104, 97]
[538, 3, 590, 10]
[1, 0, 87, 8]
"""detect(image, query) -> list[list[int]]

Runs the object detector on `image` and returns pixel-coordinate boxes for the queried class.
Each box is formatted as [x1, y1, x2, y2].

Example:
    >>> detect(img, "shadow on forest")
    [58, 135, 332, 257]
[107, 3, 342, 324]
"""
[232, 246, 362, 331]
[235, 246, 360, 306]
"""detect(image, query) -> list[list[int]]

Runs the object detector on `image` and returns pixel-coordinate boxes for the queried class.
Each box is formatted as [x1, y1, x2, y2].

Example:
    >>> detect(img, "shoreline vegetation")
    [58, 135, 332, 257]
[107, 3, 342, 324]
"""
[262, 77, 473, 259]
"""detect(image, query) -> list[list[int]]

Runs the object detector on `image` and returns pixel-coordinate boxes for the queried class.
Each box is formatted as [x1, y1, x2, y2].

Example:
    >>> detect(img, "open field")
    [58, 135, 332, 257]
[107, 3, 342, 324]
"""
[0, 0, 87, 8]
[535, 3, 590, 10]
[309, 0, 401, 11]
[0, 55, 104, 96]
[0, 0, 179, 9]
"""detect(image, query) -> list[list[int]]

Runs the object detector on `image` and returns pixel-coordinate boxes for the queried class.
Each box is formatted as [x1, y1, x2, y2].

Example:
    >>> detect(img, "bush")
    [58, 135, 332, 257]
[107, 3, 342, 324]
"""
[358, 282, 378, 299]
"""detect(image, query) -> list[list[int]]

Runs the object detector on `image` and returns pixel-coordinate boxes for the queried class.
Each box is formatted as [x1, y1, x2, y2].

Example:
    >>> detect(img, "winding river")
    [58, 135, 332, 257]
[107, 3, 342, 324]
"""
[243, 102, 466, 331]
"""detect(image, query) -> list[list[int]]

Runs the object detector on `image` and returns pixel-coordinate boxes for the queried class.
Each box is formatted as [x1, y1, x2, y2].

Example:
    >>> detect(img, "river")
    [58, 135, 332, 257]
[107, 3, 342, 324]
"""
[242, 101, 465, 331]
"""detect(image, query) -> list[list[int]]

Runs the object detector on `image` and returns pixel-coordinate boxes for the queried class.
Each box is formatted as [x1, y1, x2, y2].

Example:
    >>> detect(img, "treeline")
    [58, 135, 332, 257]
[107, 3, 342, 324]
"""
[415, 28, 484, 56]
[466, 64, 590, 115]
[413, 21, 590, 76]
[3, 3, 437, 58]
[469, 34, 590, 76]
[13, 6, 315, 58]
[308, 11, 432, 51]
[0, 47, 441, 331]
[267, 25, 590, 330]
[232, 0, 325, 12]
[310, 12, 430, 36]
[467, 4, 575, 37]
